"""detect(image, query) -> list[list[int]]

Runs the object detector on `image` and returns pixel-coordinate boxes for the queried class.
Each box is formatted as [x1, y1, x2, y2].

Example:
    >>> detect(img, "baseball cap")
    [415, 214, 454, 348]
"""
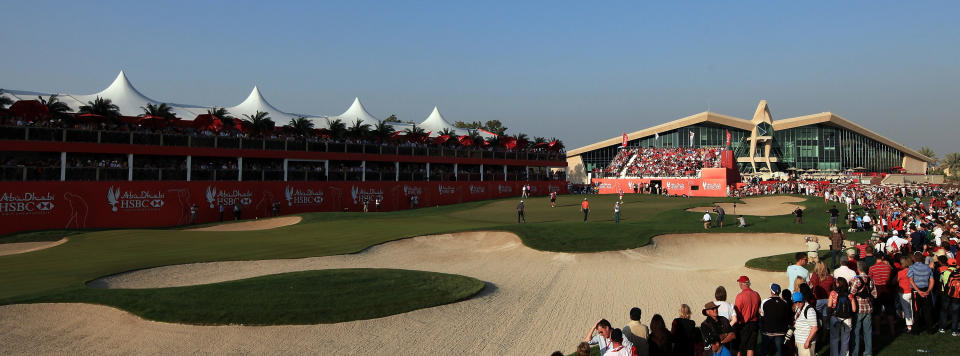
[770, 283, 781, 294]
[736, 275, 750, 283]
[792, 291, 804, 303]
[702, 301, 719, 316]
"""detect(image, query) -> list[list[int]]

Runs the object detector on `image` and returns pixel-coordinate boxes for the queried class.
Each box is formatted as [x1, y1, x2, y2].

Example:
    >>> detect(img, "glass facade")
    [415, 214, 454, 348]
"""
[579, 123, 749, 173]
[771, 124, 902, 172]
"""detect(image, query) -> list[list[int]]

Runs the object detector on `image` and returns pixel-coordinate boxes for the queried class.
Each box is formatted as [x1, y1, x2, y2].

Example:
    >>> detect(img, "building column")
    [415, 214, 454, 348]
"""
[60, 152, 66, 181]
[525, 165, 529, 180]
[186, 155, 192, 182]
[395, 162, 400, 181]
[480, 164, 484, 181]
[238, 157, 243, 182]
[127, 154, 133, 181]
[454, 163, 458, 181]
[361, 161, 367, 182]
[324, 160, 329, 180]
[283, 159, 288, 182]
[426, 162, 430, 181]
[503, 165, 507, 181]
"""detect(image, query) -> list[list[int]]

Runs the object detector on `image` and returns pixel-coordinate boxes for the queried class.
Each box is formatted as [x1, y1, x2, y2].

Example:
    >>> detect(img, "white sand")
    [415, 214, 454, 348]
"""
[186, 216, 302, 232]
[687, 196, 806, 216]
[0, 238, 68, 256]
[1, 231, 815, 355]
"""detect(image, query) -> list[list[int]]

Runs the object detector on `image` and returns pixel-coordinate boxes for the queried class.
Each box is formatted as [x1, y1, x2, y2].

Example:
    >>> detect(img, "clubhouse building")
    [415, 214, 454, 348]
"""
[566, 101, 934, 184]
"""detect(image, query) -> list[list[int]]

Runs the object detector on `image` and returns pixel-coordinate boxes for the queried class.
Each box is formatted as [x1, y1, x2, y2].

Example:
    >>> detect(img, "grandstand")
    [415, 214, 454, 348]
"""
[0, 72, 568, 235]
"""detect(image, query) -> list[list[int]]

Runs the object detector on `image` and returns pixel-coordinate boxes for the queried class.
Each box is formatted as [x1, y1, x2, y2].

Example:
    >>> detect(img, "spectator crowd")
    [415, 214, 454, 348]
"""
[601, 147, 723, 178]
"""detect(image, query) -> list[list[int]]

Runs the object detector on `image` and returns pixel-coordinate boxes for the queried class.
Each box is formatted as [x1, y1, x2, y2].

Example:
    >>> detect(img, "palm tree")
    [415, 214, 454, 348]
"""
[346, 119, 371, 140]
[371, 120, 395, 143]
[78, 96, 121, 118]
[919, 147, 937, 168]
[325, 118, 347, 141]
[467, 130, 484, 147]
[286, 116, 314, 137]
[0, 89, 13, 110]
[39, 95, 72, 124]
[206, 107, 235, 131]
[242, 111, 275, 137]
[404, 123, 427, 143]
[944, 152, 960, 177]
[549, 137, 565, 151]
[513, 133, 529, 149]
[533, 136, 547, 149]
[140, 103, 177, 120]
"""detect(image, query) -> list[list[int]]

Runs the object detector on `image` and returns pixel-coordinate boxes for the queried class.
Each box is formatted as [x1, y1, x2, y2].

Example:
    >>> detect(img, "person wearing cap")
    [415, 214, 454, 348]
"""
[581, 198, 590, 223]
[516, 200, 525, 224]
[703, 210, 712, 230]
[700, 302, 735, 355]
[730, 276, 761, 356]
[805, 237, 820, 265]
[758, 283, 790, 356]
[791, 291, 819, 356]
[613, 201, 621, 224]
[938, 258, 960, 336]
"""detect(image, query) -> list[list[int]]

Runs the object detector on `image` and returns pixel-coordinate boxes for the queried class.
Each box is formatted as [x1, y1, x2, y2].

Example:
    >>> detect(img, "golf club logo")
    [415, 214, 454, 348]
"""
[548, 184, 560, 193]
[351, 186, 383, 204]
[469, 185, 485, 194]
[0, 191, 56, 215]
[285, 186, 324, 207]
[498, 185, 512, 194]
[402, 185, 422, 197]
[701, 182, 723, 191]
[205, 185, 253, 208]
[438, 184, 456, 195]
[665, 182, 686, 190]
[106, 186, 165, 212]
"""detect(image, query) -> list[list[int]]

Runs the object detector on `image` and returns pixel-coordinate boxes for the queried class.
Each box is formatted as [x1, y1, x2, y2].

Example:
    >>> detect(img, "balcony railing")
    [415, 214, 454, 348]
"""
[0, 126, 565, 161]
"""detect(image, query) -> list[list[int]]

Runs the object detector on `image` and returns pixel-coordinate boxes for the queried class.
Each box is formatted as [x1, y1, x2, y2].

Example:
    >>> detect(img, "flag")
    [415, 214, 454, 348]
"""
[689, 131, 695, 146]
[621, 132, 627, 147]
[725, 130, 731, 147]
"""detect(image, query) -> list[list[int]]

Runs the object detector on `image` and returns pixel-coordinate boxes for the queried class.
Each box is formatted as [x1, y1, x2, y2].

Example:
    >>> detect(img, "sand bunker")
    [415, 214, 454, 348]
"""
[688, 196, 806, 216]
[186, 216, 302, 232]
[2, 231, 817, 355]
[0, 238, 68, 257]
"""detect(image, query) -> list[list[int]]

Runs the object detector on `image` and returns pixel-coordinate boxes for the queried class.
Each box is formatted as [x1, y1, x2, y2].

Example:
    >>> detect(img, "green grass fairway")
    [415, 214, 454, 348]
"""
[29, 268, 484, 325]
[0, 194, 865, 324]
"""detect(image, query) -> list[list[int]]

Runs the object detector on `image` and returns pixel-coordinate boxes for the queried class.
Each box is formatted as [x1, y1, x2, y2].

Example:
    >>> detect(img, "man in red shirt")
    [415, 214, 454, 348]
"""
[869, 258, 896, 335]
[581, 198, 590, 222]
[731, 275, 761, 356]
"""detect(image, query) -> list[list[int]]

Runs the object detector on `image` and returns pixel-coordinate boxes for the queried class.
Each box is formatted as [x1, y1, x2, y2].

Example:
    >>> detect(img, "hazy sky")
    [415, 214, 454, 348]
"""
[2, 1, 958, 154]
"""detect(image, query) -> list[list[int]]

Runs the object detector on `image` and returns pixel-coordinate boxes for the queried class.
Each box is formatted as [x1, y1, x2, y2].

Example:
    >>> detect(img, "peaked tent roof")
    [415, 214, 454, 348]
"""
[64, 71, 205, 118]
[418, 106, 464, 136]
[333, 97, 379, 126]
[225, 86, 299, 125]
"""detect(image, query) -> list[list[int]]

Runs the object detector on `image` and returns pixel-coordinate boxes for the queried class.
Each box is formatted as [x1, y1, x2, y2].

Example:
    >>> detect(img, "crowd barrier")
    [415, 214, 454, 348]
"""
[0, 180, 566, 235]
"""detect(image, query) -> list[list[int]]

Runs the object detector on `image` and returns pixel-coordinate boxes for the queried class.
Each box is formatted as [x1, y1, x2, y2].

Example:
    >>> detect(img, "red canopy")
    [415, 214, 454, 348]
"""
[193, 114, 216, 128]
[136, 115, 170, 129]
[433, 134, 451, 145]
[206, 118, 224, 133]
[457, 135, 474, 147]
[8, 100, 49, 121]
[76, 113, 109, 123]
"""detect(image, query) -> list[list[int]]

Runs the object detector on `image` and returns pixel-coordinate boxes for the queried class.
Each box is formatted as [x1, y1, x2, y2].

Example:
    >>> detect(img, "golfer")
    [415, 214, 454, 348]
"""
[517, 200, 526, 223]
[703, 210, 712, 230]
[581, 198, 590, 222]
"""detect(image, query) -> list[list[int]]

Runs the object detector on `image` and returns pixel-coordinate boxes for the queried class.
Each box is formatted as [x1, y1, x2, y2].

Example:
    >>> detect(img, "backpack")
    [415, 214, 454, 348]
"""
[855, 276, 874, 300]
[946, 270, 960, 299]
[835, 294, 854, 319]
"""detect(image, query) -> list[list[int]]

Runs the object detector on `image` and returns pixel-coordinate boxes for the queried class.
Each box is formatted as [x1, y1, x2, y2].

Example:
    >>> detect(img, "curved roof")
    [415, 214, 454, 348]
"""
[332, 97, 378, 126]
[225, 86, 299, 125]
[418, 106, 463, 136]
[65, 71, 205, 118]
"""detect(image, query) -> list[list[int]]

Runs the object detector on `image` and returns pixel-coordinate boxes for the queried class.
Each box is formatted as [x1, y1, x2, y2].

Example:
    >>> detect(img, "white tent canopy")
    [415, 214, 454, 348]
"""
[418, 106, 464, 136]
[225, 86, 300, 126]
[331, 97, 379, 127]
[66, 71, 205, 119]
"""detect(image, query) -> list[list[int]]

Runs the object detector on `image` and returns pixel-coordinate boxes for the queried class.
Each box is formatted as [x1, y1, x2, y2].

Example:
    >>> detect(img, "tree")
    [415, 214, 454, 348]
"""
[383, 114, 401, 123]
[242, 111, 275, 137]
[140, 103, 177, 120]
[0, 89, 13, 110]
[371, 120, 395, 143]
[454, 120, 483, 130]
[404, 123, 427, 143]
[549, 137, 565, 150]
[533, 136, 547, 146]
[346, 119, 371, 140]
[437, 128, 457, 137]
[467, 130, 484, 146]
[513, 133, 529, 149]
[483, 120, 507, 135]
[207, 107, 235, 131]
[325, 118, 347, 141]
[944, 152, 960, 177]
[39, 95, 72, 123]
[286, 116, 314, 137]
[78, 96, 120, 118]
[919, 147, 937, 168]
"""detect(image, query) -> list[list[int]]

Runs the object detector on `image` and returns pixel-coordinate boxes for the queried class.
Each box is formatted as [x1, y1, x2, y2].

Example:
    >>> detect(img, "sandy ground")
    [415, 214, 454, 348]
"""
[185, 216, 302, 232]
[1, 231, 817, 355]
[0, 238, 68, 256]
[687, 196, 806, 216]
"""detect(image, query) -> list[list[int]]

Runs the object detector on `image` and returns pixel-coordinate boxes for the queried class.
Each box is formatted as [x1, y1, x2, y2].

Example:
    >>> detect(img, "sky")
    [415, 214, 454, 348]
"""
[1, 1, 958, 155]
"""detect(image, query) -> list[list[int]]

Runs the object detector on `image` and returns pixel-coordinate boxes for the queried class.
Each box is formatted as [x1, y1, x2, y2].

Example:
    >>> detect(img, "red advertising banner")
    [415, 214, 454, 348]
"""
[0, 181, 567, 235]
[590, 168, 734, 197]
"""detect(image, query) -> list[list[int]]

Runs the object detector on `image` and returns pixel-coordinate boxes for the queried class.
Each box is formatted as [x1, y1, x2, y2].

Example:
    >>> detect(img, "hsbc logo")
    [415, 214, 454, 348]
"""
[205, 186, 253, 208]
[498, 185, 513, 194]
[469, 185, 485, 194]
[285, 186, 324, 206]
[438, 185, 456, 195]
[0, 192, 56, 215]
[107, 186, 166, 213]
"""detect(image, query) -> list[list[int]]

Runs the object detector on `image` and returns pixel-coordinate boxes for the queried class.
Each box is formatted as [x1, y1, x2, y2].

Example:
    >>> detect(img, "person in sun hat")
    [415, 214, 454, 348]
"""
[701, 301, 735, 355]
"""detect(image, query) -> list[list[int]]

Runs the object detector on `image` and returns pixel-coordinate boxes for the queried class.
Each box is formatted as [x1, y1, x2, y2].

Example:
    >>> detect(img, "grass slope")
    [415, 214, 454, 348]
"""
[29, 268, 484, 325]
